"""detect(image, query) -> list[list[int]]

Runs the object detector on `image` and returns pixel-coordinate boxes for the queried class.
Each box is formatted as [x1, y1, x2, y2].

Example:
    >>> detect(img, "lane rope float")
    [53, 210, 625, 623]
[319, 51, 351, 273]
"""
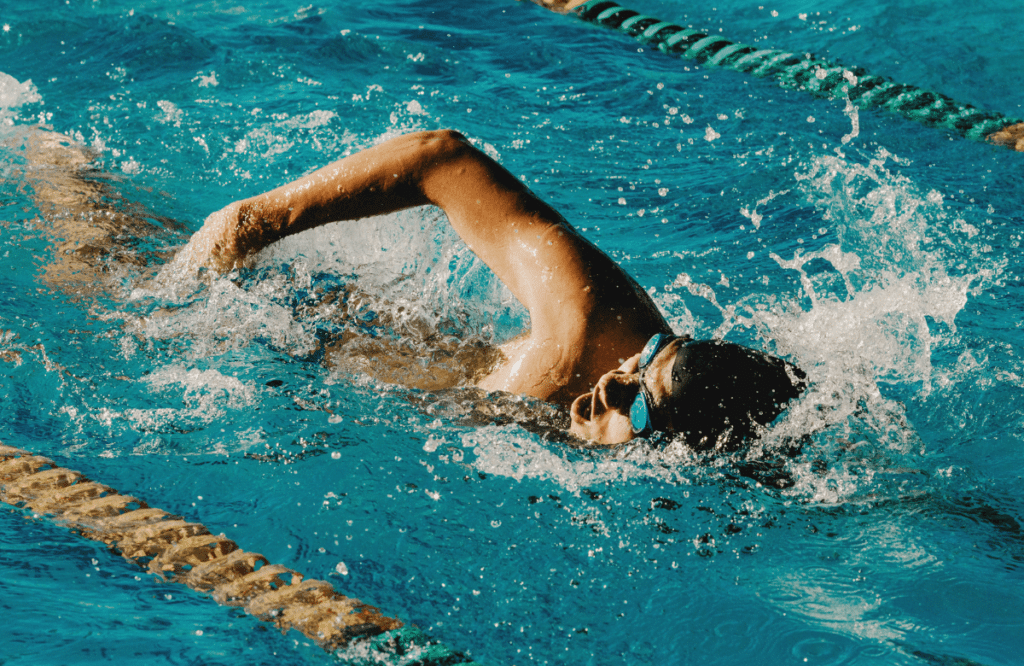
[568, 0, 1022, 146]
[0, 443, 482, 665]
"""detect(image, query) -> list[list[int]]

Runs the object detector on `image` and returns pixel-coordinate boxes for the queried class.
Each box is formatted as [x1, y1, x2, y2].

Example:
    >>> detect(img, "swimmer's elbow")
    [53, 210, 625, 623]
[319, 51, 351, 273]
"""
[417, 128, 469, 146]
[409, 129, 476, 166]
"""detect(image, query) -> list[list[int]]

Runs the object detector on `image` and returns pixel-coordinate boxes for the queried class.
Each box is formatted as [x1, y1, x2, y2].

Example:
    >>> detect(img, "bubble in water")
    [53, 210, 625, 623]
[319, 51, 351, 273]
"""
[335, 562, 349, 575]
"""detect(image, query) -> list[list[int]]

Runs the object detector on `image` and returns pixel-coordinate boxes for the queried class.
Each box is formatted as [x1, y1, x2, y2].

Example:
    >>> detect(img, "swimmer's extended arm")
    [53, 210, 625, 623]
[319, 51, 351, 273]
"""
[186, 131, 529, 267]
[179, 130, 604, 327]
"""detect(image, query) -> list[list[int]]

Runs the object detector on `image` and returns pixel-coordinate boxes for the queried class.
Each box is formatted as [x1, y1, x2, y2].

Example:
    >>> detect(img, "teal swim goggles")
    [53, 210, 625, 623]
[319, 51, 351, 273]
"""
[629, 333, 680, 437]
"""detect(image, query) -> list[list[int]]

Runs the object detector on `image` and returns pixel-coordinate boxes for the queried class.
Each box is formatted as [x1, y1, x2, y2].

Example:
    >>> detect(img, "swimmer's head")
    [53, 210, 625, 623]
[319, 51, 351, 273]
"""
[569, 334, 806, 448]
[645, 337, 806, 449]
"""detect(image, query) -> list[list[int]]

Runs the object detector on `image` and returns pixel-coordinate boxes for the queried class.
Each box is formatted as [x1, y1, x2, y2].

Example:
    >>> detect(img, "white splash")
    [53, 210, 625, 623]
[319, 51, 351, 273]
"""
[132, 275, 319, 358]
[645, 147, 1002, 501]
[458, 426, 702, 492]
[143, 365, 255, 409]
[0, 72, 41, 127]
[840, 70, 861, 144]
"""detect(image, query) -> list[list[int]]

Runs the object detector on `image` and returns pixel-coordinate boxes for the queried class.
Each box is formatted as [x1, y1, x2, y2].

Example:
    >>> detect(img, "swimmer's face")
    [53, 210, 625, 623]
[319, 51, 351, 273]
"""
[568, 338, 684, 445]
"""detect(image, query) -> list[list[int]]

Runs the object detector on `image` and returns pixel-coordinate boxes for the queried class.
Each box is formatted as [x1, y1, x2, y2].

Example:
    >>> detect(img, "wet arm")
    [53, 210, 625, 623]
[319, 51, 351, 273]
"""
[176, 129, 573, 307]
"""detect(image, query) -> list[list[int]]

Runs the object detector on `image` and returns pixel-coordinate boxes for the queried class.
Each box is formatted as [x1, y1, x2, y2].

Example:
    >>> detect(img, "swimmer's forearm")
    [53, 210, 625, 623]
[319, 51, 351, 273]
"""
[228, 130, 490, 259]
[181, 129, 564, 293]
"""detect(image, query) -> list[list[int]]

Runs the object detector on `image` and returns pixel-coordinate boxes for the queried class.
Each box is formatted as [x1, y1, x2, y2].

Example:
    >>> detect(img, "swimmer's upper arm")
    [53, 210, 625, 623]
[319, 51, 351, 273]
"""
[414, 131, 599, 320]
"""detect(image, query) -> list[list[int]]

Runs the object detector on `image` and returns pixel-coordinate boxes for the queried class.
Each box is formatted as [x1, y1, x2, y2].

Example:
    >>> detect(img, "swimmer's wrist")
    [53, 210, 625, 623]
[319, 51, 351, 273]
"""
[230, 197, 291, 261]
[188, 201, 250, 272]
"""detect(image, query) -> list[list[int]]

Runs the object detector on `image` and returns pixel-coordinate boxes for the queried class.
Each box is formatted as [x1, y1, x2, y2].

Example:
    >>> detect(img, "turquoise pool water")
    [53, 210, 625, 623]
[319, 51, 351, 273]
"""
[2, 0, 1023, 664]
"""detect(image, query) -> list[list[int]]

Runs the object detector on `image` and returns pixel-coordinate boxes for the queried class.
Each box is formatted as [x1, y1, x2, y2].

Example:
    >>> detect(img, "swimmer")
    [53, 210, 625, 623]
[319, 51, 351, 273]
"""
[176, 130, 806, 448]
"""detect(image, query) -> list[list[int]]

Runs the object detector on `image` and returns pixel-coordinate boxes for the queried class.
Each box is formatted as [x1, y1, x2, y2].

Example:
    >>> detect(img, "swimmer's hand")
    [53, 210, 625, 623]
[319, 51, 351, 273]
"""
[166, 201, 248, 276]
[988, 122, 1024, 152]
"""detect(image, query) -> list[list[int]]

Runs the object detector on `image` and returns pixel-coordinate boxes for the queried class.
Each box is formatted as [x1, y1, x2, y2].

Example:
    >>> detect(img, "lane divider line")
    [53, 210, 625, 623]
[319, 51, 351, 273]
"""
[568, 0, 1022, 147]
[0, 443, 482, 665]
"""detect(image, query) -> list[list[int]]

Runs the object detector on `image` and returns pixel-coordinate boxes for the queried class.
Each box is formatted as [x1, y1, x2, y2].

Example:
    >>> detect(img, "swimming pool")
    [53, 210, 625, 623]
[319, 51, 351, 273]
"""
[2, 0, 1023, 663]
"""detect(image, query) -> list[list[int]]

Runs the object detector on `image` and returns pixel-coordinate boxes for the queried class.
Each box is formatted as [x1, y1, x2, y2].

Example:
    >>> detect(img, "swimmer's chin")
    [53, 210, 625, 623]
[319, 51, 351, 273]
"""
[526, 0, 590, 13]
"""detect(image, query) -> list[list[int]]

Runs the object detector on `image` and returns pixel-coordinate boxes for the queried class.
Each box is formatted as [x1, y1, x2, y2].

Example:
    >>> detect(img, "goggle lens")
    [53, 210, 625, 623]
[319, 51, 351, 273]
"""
[630, 333, 676, 436]
[639, 333, 670, 368]
[630, 389, 651, 435]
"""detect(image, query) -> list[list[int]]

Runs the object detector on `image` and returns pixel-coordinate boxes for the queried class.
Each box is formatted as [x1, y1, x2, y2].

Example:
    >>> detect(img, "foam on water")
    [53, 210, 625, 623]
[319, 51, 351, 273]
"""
[143, 364, 256, 408]
[131, 274, 321, 358]
[0, 71, 40, 127]
[460, 426, 690, 492]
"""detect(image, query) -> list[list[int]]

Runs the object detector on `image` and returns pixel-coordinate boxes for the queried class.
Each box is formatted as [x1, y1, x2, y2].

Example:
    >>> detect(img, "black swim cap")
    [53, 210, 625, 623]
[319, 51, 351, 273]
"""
[666, 340, 806, 450]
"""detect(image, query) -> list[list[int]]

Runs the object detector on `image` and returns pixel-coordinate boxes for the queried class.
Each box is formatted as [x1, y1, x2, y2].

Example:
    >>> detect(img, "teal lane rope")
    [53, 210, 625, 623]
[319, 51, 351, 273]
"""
[570, 0, 1021, 144]
[0, 443, 481, 665]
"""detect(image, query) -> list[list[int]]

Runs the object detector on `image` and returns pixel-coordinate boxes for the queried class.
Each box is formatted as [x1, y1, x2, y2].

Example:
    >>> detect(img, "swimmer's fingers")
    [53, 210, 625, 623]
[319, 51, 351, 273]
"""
[987, 122, 1024, 152]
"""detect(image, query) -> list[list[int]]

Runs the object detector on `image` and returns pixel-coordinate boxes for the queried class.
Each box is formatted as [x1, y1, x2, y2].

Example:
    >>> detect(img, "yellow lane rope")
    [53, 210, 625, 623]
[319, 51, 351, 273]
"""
[0, 442, 428, 655]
